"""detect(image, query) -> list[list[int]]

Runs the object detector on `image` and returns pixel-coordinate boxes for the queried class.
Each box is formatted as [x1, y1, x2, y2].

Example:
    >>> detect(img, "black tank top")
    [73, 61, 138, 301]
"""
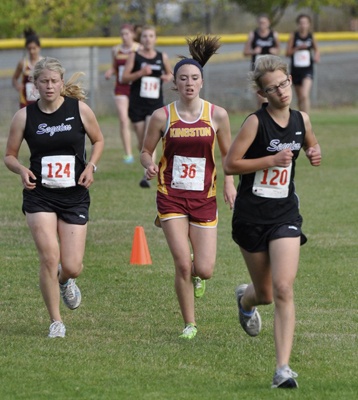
[24, 96, 87, 189]
[291, 31, 314, 74]
[233, 105, 306, 224]
[251, 29, 276, 70]
[129, 51, 165, 109]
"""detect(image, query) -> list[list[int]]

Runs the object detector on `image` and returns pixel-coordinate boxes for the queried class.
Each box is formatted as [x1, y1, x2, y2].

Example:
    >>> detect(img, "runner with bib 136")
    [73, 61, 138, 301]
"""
[122, 25, 172, 188]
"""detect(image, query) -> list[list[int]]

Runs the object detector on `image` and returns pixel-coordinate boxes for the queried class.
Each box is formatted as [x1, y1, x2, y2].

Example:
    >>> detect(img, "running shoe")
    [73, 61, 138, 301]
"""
[235, 284, 262, 337]
[179, 323, 197, 340]
[60, 278, 82, 310]
[123, 155, 134, 164]
[48, 321, 66, 338]
[193, 277, 206, 298]
[139, 175, 151, 188]
[272, 365, 298, 389]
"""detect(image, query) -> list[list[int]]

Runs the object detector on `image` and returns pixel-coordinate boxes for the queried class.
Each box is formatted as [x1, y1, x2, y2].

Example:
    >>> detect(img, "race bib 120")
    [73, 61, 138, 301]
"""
[252, 164, 292, 198]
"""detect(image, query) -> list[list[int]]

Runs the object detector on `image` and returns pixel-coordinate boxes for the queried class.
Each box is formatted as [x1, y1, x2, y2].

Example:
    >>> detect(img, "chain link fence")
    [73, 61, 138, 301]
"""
[1, 43, 357, 126]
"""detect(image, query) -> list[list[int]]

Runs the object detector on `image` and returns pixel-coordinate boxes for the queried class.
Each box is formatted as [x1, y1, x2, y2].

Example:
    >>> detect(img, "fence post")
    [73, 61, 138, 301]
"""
[88, 46, 96, 110]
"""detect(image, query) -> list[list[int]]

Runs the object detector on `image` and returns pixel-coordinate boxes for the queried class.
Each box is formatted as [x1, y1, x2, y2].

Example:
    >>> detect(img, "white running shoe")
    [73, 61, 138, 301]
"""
[58, 264, 81, 309]
[272, 365, 298, 389]
[48, 321, 66, 338]
[60, 278, 82, 310]
[235, 284, 262, 337]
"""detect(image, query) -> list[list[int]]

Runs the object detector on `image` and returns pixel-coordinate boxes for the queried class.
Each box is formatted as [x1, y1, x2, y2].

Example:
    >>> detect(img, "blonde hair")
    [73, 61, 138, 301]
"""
[249, 55, 289, 90]
[140, 24, 156, 37]
[32, 57, 87, 101]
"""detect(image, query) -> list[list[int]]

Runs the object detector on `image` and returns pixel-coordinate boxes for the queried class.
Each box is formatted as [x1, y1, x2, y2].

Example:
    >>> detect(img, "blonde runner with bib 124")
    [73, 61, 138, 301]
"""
[4, 57, 104, 338]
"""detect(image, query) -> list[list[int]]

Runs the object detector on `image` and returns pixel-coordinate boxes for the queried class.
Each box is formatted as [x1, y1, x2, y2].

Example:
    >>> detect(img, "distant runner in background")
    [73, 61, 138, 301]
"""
[286, 14, 320, 114]
[105, 24, 141, 164]
[122, 25, 172, 188]
[243, 14, 280, 107]
[12, 28, 43, 109]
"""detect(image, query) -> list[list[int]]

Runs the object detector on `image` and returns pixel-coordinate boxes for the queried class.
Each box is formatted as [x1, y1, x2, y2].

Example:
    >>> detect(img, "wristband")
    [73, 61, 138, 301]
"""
[89, 162, 97, 173]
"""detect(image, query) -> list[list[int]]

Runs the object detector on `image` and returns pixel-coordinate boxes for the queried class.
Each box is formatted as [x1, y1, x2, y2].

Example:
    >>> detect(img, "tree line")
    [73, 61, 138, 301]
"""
[1, 0, 356, 38]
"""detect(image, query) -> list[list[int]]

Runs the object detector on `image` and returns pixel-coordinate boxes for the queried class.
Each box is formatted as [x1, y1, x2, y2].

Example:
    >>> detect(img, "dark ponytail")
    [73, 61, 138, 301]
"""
[24, 28, 41, 48]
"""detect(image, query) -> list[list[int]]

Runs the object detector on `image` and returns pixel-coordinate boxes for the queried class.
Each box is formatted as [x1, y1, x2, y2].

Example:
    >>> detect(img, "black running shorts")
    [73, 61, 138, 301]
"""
[232, 215, 307, 253]
[22, 186, 90, 225]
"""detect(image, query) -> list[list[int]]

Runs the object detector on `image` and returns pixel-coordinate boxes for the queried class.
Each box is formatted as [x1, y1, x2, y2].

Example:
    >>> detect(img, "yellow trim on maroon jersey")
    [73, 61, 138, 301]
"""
[157, 100, 217, 198]
[157, 212, 218, 228]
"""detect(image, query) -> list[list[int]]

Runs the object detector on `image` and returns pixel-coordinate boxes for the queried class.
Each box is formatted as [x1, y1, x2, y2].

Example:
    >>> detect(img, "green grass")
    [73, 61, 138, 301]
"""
[1, 108, 357, 399]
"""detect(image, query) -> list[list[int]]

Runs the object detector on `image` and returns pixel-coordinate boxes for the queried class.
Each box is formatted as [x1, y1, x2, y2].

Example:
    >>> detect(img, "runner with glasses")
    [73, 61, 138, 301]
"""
[225, 55, 321, 389]
[264, 77, 291, 94]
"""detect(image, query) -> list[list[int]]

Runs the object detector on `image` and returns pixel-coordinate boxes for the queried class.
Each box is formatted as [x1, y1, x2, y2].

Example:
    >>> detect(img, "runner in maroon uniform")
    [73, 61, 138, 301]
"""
[5, 57, 104, 338]
[105, 24, 140, 164]
[225, 55, 321, 388]
[12, 28, 42, 108]
[141, 35, 236, 340]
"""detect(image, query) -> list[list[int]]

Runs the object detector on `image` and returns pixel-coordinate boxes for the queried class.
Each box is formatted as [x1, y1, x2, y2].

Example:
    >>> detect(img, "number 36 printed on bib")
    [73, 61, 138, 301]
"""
[41, 155, 76, 188]
[253, 164, 292, 198]
[171, 155, 206, 191]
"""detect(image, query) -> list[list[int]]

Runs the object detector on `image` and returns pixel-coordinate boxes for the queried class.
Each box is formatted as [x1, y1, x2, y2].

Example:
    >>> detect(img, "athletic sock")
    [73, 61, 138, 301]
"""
[239, 303, 255, 317]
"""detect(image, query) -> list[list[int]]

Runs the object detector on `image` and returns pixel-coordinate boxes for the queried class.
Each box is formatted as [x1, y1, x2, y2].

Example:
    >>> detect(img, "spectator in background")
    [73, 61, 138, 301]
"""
[286, 14, 320, 114]
[12, 28, 43, 109]
[243, 14, 280, 106]
[122, 25, 172, 188]
[105, 24, 141, 164]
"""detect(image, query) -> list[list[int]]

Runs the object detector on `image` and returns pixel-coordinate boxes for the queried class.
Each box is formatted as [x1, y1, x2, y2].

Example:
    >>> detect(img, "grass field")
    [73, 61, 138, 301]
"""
[1, 108, 357, 399]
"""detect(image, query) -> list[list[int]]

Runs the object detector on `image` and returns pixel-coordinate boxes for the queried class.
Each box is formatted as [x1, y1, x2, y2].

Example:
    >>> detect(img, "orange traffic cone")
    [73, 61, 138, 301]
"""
[130, 226, 152, 265]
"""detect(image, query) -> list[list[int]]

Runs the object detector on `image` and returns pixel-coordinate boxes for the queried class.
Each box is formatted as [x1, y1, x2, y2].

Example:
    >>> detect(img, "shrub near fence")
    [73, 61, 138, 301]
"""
[0, 33, 358, 123]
